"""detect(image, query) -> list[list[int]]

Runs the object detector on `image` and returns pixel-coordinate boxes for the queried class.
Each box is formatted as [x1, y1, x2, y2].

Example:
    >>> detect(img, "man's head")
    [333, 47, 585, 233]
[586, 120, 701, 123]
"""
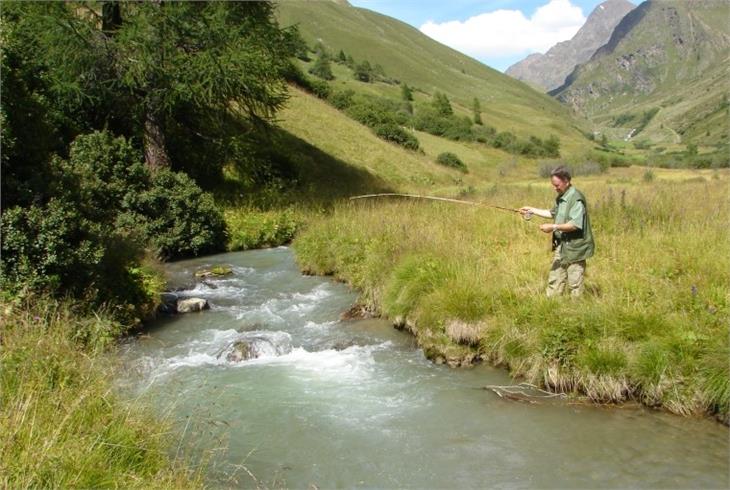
[550, 166, 571, 195]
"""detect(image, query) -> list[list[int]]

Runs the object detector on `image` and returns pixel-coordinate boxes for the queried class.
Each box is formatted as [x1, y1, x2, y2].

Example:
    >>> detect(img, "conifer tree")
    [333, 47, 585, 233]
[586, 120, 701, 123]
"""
[432, 92, 453, 116]
[354, 60, 373, 82]
[309, 52, 334, 80]
[401, 83, 414, 101]
[472, 97, 483, 125]
[5, 2, 294, 171]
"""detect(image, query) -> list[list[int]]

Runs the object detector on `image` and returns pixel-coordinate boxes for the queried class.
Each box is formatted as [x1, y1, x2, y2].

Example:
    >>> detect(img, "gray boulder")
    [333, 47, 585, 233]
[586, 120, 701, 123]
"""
[177, 297, 210, 313]
[217, 331, 293, 363]
[224, 341, 255, 362]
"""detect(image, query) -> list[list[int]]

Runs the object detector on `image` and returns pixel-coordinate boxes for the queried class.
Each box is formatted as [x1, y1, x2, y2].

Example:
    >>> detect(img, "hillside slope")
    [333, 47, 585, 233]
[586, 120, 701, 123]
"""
[275, 86, 541, 198]
[551, 0, 730, 148]
[506, 0, 635, 92]
[275, 0, 592, 154]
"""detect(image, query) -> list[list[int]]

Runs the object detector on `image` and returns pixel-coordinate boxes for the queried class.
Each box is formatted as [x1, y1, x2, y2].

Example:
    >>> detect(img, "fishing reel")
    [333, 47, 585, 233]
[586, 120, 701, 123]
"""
[522, 210, 533, 221]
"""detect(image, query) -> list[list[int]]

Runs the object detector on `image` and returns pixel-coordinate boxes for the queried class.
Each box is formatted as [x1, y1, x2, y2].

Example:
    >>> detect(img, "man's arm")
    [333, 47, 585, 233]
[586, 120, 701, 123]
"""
[519, 206, 552, 219]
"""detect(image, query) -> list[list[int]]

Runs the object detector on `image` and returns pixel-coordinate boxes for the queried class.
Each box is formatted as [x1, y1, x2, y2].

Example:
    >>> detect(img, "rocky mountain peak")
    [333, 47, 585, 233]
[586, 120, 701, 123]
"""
[505, 0, 635, 92]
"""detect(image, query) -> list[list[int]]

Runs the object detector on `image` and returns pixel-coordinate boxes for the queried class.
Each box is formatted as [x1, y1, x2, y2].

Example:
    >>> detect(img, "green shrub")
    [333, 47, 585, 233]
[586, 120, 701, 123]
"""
[1, 130, 226, 314]
[329, 89, 355, 110]
[374, 122, 420, 150]
[1, 199, 109, 295]
[354, 60, 373, 82]
[436, 152, 467, 172]
[226, 208, 299, 250]
[121, 169, 227, 259]
[57, 131, 150, 223]
[284, 63, 329, 99]
[0, 199, 152, 323]
[308, 53, 334, 80]
[442, 116, 474, 141]
[492, 131, 516, 149]
[413, 107, 451, 136]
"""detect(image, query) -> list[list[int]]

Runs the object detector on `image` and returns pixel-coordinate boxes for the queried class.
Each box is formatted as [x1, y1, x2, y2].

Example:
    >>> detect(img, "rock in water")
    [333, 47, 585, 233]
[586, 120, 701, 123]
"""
[225, 341, 255, 362]
[218, 331, 293, 362]
[195, 266, 233, 278]
[177, 298, 210, 313]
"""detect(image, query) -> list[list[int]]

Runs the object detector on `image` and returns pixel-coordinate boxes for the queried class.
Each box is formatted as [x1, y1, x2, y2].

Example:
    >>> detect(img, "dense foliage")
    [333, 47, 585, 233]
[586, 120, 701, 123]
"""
[1, 132, 225, 315]
[2, 1, 297, 188]
[1, 2, 293, 316]
[436, 152, 467, 173]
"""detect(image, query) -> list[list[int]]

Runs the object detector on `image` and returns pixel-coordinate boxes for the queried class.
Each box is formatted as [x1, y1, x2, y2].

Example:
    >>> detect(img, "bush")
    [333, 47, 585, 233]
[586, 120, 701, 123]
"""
[493, 131, 517, 149]
[374, 123, 420, 150]
[443, 116, 474, 141]
[1, 131, 226, 315]
[436, 152, 467, 172]
[413, 107, 451, 136]
[308, 53, 334, 81]
[1, 199, 109, 296]
[120, 169, 227, 259]
[284, 63, 329, 99]
[226, 208, 299, 251]
[329, 89, 355, 110]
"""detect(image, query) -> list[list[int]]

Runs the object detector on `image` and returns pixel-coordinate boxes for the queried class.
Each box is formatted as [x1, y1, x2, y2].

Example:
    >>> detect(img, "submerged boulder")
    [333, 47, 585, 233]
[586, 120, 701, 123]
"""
[217, 331, 293, 363]
[177, 297, 210, 313]
[225, 341, 256, 362]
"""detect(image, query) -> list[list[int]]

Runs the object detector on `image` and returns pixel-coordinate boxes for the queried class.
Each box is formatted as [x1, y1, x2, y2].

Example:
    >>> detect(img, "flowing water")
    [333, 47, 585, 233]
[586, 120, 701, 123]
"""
[119, 248, 729, 489]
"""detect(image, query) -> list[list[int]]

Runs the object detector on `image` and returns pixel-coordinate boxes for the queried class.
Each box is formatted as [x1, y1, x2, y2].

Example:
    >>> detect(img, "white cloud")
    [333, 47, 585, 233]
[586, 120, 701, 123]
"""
[419, 0, 586, 59]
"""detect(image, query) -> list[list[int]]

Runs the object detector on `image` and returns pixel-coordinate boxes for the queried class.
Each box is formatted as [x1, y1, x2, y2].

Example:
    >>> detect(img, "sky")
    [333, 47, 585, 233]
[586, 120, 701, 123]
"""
[348, 0, 622, 72]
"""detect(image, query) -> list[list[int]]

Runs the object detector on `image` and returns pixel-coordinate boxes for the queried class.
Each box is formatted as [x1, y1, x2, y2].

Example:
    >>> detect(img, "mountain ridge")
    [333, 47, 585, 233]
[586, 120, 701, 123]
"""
[506, 0, 635, 92]
[551, 0, 730, 147]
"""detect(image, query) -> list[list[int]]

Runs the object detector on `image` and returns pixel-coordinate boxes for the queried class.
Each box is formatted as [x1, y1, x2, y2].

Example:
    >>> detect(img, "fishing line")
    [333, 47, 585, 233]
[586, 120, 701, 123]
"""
[349, 193, 534, 220]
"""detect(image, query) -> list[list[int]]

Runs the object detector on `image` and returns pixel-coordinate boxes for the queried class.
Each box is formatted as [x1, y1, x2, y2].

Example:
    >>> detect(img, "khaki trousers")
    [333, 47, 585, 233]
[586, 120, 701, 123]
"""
[547, 246, 585, 298]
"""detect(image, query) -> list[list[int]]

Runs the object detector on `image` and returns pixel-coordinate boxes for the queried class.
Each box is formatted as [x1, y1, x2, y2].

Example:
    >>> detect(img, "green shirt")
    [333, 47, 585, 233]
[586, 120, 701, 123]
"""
[551, 186, 585, 239]
[550, 185, 594, 264]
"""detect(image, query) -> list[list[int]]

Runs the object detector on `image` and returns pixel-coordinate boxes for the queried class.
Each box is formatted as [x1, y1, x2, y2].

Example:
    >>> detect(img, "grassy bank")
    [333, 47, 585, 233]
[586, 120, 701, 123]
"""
[293, 175, 729, 422]
[0, 297, 201, 488]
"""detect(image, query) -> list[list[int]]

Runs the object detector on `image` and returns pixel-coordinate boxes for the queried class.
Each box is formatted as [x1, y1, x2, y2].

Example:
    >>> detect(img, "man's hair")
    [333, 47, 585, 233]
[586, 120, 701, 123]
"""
[550, 165, 571, 182]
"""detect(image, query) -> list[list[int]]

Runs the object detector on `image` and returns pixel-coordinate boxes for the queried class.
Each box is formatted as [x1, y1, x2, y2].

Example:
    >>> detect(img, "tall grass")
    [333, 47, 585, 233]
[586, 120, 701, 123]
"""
[0, 297, 202, 488]
[293, 178, 730, 421]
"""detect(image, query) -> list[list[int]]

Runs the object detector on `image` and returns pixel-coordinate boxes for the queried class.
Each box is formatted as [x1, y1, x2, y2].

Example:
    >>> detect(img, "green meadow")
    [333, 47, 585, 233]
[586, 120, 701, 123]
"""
[293, 173, 729, 422]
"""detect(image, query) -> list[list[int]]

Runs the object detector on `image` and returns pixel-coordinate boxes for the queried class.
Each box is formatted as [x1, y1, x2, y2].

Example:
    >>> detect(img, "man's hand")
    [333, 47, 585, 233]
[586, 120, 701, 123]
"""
[539, 223, 556, 234]
[520, 206, 552, 219]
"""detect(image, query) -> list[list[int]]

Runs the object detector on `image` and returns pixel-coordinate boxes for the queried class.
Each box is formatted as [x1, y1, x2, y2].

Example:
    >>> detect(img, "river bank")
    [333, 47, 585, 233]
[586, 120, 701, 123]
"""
[0, 297, 202, 488]
[292, 178, 729, 423]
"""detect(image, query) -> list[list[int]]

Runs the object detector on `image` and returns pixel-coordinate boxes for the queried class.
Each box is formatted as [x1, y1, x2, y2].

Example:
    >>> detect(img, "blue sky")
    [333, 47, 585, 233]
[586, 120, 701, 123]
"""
[348, 0, 624, 71]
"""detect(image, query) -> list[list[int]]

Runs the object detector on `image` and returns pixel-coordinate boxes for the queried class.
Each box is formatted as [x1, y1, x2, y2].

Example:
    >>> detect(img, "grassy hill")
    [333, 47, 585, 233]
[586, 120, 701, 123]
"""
[275, 0, 593, 156]
[274, 86, 544, 196]
[551, 0, 730, 150]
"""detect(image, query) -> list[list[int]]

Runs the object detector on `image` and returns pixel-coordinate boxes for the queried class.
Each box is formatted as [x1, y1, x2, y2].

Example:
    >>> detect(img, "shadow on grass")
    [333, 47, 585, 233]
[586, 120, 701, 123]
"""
[217, 126, 393, 209]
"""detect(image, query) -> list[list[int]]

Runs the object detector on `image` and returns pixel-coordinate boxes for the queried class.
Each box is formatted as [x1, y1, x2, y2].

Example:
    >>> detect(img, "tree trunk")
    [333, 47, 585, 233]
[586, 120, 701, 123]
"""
[143, 112, 171, 171]
[102, 1, 122, 34]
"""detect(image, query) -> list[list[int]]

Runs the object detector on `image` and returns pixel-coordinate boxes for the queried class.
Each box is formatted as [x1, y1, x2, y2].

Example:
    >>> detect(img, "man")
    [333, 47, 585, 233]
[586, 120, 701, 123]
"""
[520, 166, 594, 297]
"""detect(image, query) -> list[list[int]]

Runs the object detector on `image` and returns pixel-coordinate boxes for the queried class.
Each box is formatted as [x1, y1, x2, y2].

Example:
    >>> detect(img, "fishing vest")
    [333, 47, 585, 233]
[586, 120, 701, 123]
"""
[552, 186, 594, 265]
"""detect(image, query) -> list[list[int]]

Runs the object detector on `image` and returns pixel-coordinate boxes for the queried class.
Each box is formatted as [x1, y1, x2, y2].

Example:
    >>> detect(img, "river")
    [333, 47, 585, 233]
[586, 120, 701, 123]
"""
[119, 248, 729, 489]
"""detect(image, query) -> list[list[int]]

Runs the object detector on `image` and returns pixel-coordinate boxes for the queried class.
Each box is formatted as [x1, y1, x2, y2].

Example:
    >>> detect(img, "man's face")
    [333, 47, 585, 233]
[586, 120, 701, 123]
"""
[551, 176, 570, 195]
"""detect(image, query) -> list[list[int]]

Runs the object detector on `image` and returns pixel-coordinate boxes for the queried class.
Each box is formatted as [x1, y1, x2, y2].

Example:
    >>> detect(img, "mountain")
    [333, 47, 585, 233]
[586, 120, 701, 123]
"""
[551, 0, 730, 147]
[275, 1, 592, 154]
[506, 0, 635, 92]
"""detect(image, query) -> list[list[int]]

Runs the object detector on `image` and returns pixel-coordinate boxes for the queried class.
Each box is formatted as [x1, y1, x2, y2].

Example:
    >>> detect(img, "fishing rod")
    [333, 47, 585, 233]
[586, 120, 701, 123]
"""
[349, 193, 534, 220]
